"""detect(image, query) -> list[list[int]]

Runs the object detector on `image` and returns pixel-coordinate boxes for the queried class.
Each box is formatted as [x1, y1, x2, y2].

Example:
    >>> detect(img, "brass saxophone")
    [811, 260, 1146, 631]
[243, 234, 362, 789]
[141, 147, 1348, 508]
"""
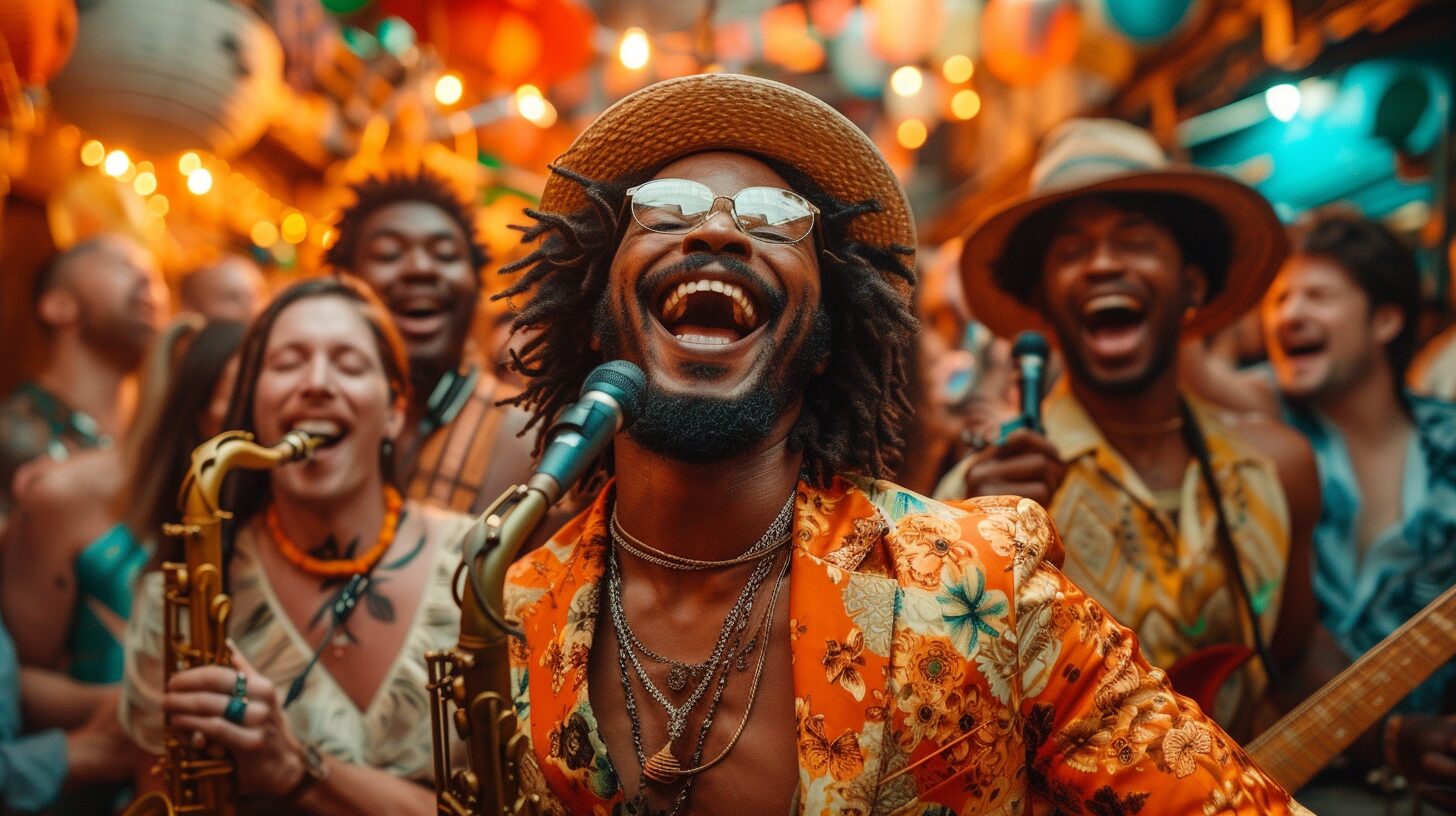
[427, 477, 555, 816]
[125, 430, 324, 816]
[429, 360, 642, 815]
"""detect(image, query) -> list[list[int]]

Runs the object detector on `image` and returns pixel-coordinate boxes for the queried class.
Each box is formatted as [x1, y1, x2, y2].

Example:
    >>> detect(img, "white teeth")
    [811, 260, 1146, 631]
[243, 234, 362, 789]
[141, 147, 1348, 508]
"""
[659, 279, 759, 330]
[292, 419, 342, 437]
[1083, 294, 1142, 317]
[674, 333, 732, 345]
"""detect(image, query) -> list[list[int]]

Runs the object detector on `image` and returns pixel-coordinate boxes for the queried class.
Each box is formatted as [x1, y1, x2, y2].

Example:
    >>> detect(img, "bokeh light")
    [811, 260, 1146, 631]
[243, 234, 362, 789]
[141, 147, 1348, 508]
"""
[619, 28, 650, 69]
[890, 66, 924, 97]
[187, 168, 213, 195]
[951, 89, 982, 120]
[942, 55, 974, 84]
[897, 118, 928, 149]
[102, 149, 129, 178]
[434, 73, 464, 106]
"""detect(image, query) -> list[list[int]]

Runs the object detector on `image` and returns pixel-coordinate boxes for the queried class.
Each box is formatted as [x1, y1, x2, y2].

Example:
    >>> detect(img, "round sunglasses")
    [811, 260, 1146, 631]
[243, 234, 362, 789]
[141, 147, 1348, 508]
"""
[624, 178, 819, 245]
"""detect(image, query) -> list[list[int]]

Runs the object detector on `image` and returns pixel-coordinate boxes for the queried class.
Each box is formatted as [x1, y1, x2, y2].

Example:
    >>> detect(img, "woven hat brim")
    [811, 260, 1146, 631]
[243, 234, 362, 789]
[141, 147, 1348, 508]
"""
[960, 168, 1288, 341]
[539, 73, 915, 272]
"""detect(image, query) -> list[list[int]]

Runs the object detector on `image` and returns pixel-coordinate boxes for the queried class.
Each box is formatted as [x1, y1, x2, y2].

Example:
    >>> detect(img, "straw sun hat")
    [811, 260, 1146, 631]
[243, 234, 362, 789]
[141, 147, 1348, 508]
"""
[538, 73, 916, 272]
[960, 117, 1289, 340]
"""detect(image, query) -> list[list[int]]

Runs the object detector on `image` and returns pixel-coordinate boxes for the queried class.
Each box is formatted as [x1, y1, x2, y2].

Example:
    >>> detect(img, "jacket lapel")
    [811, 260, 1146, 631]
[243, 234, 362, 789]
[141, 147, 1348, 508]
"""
[789, 480, 902, 814]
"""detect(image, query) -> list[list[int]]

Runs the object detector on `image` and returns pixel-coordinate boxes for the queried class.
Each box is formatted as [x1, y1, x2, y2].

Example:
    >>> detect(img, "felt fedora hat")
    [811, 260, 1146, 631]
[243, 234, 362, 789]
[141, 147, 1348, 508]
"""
[960, 117, 1288, 340]
[538, 73, 916, 272]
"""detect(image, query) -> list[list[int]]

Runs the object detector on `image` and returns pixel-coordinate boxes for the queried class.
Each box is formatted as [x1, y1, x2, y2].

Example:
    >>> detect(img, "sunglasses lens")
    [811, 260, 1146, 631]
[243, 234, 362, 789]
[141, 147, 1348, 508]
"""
[630, 180, 714, 232]
[629, 180, 815, 243]
[732, 187, 815, 243]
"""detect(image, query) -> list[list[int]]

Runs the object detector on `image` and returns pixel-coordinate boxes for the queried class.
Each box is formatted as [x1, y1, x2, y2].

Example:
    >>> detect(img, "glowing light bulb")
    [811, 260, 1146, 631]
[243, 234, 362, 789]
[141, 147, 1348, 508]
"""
[897, 119, 928, 150]
[943, 55, 974, 84]
[133, 171, 158, 196]
[80, 140, 105, 167]
[890, 66, 924, 97]
[281, 212, 308, 244]
[1265, 83, 1301, 122]
[178, 151, 201, 176]
[514, 85, 557, 127]
[619, 28, 650, 70]
[434, 73, 463, 106]
[103, 149, 130, 178]
[187, 168, 213, 195]
[251, 220, 279, 247]
[951, 89, 981, 120]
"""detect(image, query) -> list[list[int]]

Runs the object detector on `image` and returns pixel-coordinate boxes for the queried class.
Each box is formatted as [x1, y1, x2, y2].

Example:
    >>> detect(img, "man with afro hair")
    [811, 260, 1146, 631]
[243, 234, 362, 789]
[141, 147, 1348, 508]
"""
[326, 169, 534, 515]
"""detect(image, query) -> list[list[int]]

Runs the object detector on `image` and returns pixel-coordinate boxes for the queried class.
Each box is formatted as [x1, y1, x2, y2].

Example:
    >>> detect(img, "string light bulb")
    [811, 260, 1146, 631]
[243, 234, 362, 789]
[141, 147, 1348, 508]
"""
[943, 55, 974, 84]
[890, 66, 924, 97]
[434, 73, 463, 106]
[187, 168, 213, 195]
[133, 171, 158, 196]
[951, 89, 982, 120]
[251, 220, 279, 247]
[514, 85, 558, 127]
[896, 119, 928, 149]
[619, 28, 650, 69]
[103, 149, 130, 178]
[281, 212, 308, 244]
[80, 140, 105, 166]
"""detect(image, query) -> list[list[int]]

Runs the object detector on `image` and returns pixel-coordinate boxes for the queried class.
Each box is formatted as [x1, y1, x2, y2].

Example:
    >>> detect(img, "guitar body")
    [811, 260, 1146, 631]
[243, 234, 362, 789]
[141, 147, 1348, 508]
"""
[1166, 643, 1256, 714]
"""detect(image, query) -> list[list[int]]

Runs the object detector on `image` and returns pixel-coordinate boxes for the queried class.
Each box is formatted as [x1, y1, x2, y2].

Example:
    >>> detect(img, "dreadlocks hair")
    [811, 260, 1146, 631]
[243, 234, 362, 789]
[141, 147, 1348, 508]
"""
[324, 169, 490, 276]
[497, 154, 919, 488]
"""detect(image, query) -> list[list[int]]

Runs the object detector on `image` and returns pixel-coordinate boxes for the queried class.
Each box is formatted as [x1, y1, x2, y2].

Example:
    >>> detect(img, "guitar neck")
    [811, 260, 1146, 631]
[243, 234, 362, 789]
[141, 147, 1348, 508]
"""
[1246, 583, 1456, 791]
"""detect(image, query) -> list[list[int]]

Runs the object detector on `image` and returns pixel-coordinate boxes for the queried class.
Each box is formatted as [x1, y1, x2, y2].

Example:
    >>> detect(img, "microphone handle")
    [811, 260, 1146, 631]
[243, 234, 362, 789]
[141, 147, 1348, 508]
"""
[1020, 357, 1044, 435]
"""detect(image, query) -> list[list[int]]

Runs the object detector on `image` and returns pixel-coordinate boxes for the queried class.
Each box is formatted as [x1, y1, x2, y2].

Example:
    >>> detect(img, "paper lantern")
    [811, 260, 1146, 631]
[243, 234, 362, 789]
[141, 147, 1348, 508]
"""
[1103, 0, 1197, 44]
[382, 0, 595, 92]
[0, 0, 78, 85]
[933, 0, 981, 64]
[761, 3, 824, 73]
[49, 0, 283, 159]
[828, 8, 887, 99]
[865, 0, 943, 64]
[981, 0, 1081, 87]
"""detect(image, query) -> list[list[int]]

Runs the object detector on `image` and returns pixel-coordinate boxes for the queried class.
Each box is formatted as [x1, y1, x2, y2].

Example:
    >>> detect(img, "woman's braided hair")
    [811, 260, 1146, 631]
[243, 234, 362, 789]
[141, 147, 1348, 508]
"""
[496, 153, 919, 487]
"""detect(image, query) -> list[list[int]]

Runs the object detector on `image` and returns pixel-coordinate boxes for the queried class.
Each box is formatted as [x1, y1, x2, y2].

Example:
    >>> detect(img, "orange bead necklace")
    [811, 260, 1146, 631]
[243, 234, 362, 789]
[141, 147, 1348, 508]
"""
[266, 486, 403, 578]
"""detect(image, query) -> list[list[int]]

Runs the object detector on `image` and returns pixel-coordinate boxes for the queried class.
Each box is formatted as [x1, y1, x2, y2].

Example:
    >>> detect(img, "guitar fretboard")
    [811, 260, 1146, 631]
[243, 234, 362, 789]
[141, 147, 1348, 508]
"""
[1245, 582, 1456, 790]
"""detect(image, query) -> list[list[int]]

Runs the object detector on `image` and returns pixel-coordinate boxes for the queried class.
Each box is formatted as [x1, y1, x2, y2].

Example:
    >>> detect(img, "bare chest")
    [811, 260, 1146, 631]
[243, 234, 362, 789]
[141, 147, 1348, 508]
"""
[1351, 435, 1410, 552]
[587, 571, 800, 816]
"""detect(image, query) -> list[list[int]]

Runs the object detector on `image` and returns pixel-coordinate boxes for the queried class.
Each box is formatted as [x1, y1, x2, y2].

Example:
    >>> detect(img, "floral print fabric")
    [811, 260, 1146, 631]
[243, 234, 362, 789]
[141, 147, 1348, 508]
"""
[503, 476, 1310, 815]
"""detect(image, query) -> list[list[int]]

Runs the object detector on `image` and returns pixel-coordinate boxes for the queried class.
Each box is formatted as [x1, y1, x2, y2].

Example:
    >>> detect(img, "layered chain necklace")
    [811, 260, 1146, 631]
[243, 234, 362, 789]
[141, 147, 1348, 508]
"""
[607, 489, 796, 816]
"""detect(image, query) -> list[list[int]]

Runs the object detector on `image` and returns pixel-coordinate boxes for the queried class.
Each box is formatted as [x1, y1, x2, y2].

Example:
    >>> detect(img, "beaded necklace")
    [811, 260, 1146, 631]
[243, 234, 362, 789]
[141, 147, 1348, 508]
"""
[266, 486, 403, 578]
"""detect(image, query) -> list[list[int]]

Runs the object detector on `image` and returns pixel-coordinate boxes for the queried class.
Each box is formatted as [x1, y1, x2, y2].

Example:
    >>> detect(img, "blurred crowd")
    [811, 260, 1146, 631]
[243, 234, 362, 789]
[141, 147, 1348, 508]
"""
[0, 107, 1452, 815]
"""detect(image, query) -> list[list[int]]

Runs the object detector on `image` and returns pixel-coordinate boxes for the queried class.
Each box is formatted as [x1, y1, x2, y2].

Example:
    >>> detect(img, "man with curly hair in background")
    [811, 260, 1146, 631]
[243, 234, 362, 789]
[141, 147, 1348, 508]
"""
[326, 170, 535, 515]
[494, 74, 1311, 815]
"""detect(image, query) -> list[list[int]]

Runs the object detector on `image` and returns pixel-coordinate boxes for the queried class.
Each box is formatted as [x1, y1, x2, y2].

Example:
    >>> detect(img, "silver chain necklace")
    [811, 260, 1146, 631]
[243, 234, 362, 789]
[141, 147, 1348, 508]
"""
[610, 489, 797, 571]
[611, 547, 791, 816]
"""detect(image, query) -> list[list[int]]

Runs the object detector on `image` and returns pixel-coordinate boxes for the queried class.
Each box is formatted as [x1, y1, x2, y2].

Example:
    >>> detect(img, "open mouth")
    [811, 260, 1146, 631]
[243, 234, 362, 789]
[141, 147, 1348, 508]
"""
[1280, 336, 1327, 362]
[1080, 293, 1147, 359]
[654, 277, 766, 347]
[288, 418, 349, 448]
[389, 297, 450, 339]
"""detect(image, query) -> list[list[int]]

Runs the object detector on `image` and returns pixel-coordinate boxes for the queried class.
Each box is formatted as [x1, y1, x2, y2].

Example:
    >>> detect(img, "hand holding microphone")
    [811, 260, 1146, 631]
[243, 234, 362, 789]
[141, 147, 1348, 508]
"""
[963, 332, 1066, 506]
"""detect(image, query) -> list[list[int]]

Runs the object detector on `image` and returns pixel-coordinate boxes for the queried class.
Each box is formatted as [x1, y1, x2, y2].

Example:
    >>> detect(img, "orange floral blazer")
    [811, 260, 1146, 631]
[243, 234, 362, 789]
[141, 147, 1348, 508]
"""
[503, 476, 1312, 815]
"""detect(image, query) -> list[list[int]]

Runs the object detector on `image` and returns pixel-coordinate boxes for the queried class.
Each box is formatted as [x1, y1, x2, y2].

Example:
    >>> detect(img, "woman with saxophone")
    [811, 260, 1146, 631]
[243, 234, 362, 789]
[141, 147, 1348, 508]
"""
[121, 277, 472, 814]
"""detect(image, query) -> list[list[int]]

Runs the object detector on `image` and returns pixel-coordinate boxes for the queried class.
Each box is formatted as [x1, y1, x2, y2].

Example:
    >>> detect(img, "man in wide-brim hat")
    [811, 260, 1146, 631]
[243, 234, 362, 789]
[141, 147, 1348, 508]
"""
[483, 76, 1308, 815]
[937, 117, 1322, 738]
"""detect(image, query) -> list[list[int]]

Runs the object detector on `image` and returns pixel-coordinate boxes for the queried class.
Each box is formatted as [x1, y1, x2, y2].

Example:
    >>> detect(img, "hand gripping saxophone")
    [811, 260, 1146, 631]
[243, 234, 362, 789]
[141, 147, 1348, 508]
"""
[124, 430, 325, 816]
[428, 362, 645, 816]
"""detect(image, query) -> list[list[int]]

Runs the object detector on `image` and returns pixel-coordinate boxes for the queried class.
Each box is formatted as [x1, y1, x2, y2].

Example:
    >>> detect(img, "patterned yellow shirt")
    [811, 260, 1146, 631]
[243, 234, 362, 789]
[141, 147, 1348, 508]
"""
[1042, 384, 1290, 729]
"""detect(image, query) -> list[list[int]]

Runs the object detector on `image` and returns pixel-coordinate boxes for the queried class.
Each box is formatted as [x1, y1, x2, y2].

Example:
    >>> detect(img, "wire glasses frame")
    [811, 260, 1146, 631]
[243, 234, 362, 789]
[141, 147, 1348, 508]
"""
[623, 178, 820, 245]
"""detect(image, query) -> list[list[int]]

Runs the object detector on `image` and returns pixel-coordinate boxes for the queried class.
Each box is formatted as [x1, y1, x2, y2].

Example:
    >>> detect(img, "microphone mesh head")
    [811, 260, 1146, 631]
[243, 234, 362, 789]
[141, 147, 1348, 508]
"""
[581, 361, 647, 425]
[1012, 331, 1050, 359]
